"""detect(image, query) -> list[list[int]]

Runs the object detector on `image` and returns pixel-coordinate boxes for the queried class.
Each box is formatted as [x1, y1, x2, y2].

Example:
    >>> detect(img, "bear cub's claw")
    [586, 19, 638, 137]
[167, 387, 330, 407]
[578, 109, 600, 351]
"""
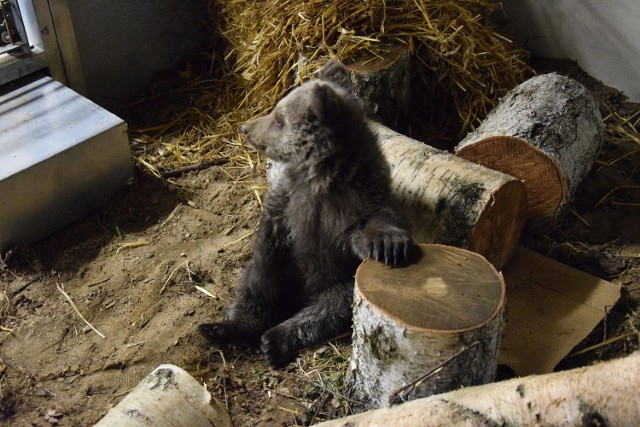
[368, 232, 413, 267]
[353, 224, 414, 267]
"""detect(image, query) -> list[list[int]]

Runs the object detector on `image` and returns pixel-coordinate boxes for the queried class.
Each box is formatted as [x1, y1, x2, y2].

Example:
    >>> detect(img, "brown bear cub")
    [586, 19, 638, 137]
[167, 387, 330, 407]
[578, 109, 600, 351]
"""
[199, 60, 414, 368]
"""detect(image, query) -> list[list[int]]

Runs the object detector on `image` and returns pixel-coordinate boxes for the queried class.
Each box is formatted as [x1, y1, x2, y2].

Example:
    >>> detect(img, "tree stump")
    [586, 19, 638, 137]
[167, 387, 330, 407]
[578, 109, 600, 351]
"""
[348, 244, 506, 410]
[94, 364, 232, 427]
[345, 45, 411, 132]
[455, 73, 604, 231]
[372, 122, 526, 269]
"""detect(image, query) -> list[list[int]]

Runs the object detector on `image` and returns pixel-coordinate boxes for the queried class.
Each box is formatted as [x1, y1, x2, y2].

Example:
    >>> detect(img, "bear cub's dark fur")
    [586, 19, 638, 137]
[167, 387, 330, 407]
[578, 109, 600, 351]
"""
[199, 60, 414, 368]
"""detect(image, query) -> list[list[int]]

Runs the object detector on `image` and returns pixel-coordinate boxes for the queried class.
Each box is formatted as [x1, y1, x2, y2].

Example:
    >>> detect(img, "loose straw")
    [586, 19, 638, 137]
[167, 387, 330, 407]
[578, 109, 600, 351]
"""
[56, 283, 106, 339]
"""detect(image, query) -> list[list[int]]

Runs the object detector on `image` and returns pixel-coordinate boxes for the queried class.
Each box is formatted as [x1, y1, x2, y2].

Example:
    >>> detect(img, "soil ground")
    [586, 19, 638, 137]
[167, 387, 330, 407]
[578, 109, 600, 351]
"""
[1, 59, 639, 426]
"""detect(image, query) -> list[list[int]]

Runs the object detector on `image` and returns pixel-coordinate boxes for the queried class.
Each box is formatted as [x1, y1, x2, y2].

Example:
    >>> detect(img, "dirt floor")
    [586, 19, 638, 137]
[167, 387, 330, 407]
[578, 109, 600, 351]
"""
[1, 59, 640, 426]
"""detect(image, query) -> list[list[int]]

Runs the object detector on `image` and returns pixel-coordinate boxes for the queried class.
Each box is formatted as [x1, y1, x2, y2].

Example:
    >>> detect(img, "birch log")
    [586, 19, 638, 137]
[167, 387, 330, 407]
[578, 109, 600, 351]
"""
[94, 364, 231, 427]
[456, 73, 603, 231]
[345, 45, 411, 132]
[268, 122, 526, 268]
[372, 122, 526, 269]
[348, 244, 506, 410]
[318, 351, 640, 427]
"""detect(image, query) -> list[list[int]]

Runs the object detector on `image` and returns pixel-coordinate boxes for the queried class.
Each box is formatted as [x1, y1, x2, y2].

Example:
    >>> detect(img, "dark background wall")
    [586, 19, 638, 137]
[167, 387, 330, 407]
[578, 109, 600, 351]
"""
[67, 0, 208, 107]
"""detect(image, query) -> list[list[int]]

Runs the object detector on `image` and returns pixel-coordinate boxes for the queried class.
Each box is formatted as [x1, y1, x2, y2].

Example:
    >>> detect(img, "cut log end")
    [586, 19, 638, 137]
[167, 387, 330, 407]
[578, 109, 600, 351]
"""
[345, 44, 407, 73]
[355, 244, 505, 332]
[455, 73, 603, 232]
[469, 176, 526, 268]
[457, 135, 565, 231]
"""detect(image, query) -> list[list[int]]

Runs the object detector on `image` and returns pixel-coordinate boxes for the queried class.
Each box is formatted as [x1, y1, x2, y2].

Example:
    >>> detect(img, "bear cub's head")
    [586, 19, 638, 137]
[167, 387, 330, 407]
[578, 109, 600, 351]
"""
[241, 60, 363, 164]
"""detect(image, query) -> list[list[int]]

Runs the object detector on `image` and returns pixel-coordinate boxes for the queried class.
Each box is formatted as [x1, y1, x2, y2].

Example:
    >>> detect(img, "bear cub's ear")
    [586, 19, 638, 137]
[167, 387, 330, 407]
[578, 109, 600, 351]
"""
[319, 59, 352, 91]
[309, 83, 346, 125]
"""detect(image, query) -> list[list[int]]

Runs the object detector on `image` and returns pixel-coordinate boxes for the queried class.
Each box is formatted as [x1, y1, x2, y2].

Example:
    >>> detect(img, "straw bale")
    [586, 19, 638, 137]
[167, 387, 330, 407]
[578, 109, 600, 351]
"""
[221, 0, 530, 129]
[130, 0, 531, 174]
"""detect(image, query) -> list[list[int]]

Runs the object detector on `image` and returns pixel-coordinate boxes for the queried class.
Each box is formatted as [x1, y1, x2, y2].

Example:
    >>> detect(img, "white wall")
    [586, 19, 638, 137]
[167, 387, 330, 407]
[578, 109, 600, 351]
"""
[502, 1, 640, 101]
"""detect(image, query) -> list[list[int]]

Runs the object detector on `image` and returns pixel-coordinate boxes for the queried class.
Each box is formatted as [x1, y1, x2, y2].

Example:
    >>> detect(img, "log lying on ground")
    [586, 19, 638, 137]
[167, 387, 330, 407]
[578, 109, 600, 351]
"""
[94, 364, 231, 427]
[348, 244, 506, 410]
[372, 122, 526, 269]
[345, 45, 411, 132]
[456, 73, 603, 231]
[319, 351, 640, 426]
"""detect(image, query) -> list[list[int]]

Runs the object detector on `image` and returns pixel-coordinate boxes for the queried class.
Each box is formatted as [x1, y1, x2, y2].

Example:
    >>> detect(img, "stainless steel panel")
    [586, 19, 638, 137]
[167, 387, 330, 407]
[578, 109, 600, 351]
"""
[0, 47, 47, 86]
[48, 0, 86, 94]
[0, 73, 133, 251]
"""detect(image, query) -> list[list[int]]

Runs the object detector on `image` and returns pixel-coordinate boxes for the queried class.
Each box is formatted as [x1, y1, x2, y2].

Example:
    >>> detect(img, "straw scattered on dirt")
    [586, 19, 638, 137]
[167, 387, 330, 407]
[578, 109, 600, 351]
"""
[4, 3, 639, 425]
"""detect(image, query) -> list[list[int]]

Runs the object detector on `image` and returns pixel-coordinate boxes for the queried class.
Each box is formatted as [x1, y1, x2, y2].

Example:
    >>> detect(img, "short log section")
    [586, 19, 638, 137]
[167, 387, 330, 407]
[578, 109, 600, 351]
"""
[94, 364, 232, 427]
[372, 122, 526, 269]
[345, 45, 411, 132]
[348, 244, 506, 410]
[456, 73, 603, 231]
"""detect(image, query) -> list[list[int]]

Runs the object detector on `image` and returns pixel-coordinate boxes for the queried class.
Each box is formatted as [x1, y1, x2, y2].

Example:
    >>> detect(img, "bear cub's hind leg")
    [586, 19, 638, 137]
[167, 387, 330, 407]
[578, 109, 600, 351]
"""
[260, 281, 353, 368]
[199, 210, 301, 348]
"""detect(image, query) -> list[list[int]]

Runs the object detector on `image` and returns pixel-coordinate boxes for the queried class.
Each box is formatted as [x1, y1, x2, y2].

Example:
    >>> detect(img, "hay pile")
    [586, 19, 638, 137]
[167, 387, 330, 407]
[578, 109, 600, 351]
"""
[131, 0, 531, 176]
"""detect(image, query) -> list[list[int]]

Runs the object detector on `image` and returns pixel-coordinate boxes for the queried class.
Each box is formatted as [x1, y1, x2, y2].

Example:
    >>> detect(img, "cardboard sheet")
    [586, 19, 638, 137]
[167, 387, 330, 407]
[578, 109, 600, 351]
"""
[498, 245, 620, 375]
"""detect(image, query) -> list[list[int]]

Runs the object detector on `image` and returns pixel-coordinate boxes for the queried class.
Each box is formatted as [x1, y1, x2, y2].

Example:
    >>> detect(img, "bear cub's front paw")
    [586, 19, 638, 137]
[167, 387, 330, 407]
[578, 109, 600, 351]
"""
[353, 225, 414, 266]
